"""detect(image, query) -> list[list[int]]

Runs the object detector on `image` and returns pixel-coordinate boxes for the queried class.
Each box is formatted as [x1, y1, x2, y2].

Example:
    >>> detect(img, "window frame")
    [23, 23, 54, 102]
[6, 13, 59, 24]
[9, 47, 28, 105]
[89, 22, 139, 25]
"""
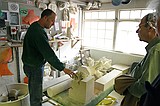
[82, 10, 116, 51]
[82, 9, 155, 56]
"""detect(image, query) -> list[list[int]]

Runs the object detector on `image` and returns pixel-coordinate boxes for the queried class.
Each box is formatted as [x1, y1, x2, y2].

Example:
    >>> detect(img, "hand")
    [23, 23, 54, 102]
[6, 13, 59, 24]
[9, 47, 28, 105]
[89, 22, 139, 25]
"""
[63, 68, 77, 78]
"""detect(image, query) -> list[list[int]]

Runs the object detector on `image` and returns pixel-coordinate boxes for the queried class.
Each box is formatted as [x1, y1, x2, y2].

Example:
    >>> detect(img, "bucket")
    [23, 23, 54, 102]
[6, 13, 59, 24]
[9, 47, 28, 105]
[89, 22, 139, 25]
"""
[0, 83, 30, 106]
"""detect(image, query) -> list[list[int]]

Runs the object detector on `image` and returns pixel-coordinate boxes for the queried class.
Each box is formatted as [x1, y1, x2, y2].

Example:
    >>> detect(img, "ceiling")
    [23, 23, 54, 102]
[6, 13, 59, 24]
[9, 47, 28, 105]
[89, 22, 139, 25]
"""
[1, 0, 112, 7]
[2, 0, 112, 4]
[61, 0, 112, 4]
[75, 0, 111, 3]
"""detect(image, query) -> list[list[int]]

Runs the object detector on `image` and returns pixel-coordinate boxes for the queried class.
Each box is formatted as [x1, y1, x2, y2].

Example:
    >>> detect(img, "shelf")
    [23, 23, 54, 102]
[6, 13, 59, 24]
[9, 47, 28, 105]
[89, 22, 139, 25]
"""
[49, 39, 70, 43]
[49, 37, 82, 48]
[71, 37, 82, 48]
[0, 41, 23, 48]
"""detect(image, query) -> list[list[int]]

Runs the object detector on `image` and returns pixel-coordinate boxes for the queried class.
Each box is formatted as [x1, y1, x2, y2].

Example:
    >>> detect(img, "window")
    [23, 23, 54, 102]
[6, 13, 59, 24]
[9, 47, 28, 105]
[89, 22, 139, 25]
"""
[83, 11, 115, 50]
[83, 9, 155, 55]
[115, 9, 155, 55]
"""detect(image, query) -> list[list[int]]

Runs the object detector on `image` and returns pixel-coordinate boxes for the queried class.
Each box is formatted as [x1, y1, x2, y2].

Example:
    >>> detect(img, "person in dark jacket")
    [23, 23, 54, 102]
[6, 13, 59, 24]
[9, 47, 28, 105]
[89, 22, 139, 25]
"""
[22, 9, 76, 106]
[139, 74, 160, 106]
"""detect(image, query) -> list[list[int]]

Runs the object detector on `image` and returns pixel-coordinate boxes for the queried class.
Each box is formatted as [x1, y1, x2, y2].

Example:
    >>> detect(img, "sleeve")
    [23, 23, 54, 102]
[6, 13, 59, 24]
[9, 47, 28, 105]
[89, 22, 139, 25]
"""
[34, 30, 65, 71]
[128, 48, 160, 98]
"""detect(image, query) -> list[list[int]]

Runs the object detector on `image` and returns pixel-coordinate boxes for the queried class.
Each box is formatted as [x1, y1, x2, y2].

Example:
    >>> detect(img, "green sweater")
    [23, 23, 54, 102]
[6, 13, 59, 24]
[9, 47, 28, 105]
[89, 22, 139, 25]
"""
[22, 22, 65, 71]
[128, 36, 160, 98]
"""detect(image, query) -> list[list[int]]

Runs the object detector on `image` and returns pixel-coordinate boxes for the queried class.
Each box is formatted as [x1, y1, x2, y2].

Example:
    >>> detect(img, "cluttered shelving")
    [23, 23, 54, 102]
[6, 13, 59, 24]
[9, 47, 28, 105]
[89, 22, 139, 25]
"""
[48, 32, 82, 49]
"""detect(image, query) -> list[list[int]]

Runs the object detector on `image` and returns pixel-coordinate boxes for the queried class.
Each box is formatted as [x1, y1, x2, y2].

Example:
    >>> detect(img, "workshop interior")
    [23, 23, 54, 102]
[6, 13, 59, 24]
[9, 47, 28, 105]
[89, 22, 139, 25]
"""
[0, 0, 156, 106]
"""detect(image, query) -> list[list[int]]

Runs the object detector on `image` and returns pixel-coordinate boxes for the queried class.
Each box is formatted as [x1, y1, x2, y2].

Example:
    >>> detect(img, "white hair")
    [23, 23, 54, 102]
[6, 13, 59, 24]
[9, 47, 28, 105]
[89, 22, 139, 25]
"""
[147, 0, 160, 18]
[146, 13, 156, 29]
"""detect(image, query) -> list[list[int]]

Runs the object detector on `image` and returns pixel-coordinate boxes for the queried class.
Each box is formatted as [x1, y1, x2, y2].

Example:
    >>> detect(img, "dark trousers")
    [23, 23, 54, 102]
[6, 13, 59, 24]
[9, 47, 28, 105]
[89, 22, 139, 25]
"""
[23, 65, 44, 106]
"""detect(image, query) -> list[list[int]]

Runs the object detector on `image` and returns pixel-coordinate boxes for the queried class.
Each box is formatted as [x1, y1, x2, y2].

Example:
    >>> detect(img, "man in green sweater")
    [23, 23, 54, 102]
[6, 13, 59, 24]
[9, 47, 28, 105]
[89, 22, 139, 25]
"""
[22, 9, 76, 106]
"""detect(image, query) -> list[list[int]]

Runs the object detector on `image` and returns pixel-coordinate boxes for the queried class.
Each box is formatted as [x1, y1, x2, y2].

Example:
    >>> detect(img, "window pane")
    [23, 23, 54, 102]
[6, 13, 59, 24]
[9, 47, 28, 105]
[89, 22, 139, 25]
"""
[106, 22, 114, 30]
[105, 30, 114, 39]
[104, 39, 113, 50]
[106, 11, 115, 19]
[83, 38, 90, 46]
[90, 38, 97, 47]
[120, 10, 130, 19]
[83, 30, 90, 38]
[98, 12, 106, 19]
[85, 12, 91, 19]
[141, 10, 155, 18]
[97, 30, 105, 39]
[115, 22, 147, 55]
[91, 12, 98, 19]
[97, 38, 104, 47]
[84, 22, 91, 29]
[130, 10, 141, 19]
[83, 12, 114, 50]
[98, 22, 105, 29]
[91, 29, 97, 38]
[91, 22, 98, 29]
[120, 10, 155, 20]
[83, 9, 153, 55]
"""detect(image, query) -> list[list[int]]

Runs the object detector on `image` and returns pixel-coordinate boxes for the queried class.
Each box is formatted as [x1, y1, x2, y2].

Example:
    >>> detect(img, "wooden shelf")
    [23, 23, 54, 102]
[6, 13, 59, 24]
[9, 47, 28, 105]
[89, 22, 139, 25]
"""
[49, 37, 82, 48]
[71, 37, 82, 48]
[49, 39, 70, 43]
[0, 41, 23, 48]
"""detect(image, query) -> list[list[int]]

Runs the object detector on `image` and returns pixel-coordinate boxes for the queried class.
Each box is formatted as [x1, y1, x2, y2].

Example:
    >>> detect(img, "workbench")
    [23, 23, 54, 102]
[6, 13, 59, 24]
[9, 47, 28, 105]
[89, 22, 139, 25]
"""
[43, 64, 129, 106]
[50, 85, 113, 106]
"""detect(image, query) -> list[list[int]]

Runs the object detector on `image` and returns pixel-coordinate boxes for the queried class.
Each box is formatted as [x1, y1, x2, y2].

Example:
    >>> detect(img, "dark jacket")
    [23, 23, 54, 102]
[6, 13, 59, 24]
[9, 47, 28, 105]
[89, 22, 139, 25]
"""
[22, 22, 65, 71]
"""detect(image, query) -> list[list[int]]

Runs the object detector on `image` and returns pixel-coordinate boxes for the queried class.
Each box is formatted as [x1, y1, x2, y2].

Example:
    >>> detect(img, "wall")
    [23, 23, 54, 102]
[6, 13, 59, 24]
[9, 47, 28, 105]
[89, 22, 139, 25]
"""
[0, 49, 18, 87]
[0, 0, 42, 85]
[0, 0, 81, 85]
[0, 0, 77, 86]
[90, 49, 143, 66]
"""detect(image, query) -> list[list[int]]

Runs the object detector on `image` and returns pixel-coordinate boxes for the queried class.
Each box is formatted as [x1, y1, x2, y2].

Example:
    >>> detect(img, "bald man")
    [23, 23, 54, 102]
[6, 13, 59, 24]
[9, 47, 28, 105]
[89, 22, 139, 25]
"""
[22, 9, 76, 106]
